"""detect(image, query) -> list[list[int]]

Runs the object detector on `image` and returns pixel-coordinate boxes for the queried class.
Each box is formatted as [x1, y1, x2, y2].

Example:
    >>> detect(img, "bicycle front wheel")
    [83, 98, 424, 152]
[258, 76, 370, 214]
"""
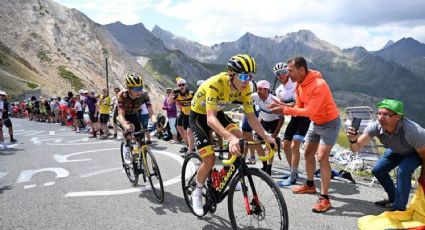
[120, 141, 138, 185]
[181, 153, 205, 216]
[144, 149, 164, 202]
[228, 168, 288, 230]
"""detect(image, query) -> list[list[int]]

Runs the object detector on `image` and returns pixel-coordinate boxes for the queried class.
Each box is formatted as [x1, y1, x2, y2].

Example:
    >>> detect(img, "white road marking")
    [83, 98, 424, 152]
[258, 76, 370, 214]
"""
[44, 182, 55, 186]
[53, 148, 119, 163]
[49, 131, 55, 135]
[24, 131, 45, 136]
[80, 167, 122, 178]
[66, 137, 89, 143]
[48, 139, 114, 146]
[24, 184, 37, 189]
[0, 172, 8, 179]
[16, 168, 70, 183]
[65, 150, 184, 197]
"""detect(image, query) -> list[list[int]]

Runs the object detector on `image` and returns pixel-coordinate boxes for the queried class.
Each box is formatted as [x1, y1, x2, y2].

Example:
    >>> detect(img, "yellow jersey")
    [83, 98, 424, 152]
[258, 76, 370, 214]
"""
[99, 95, 111, 114]
[191, 72, 254, 114]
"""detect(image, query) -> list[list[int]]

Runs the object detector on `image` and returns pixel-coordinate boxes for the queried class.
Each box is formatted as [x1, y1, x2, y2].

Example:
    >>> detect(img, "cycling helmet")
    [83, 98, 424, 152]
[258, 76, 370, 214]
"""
[227, 54, 256, 73]
[125, 73, 143, 88]
[272, 62, 288, 75]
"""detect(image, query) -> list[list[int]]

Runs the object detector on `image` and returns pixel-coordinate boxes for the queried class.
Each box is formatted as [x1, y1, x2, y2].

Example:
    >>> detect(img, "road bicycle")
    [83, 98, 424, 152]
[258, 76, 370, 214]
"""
[181, 139, 288, 229]
[120, 130, 164, 202]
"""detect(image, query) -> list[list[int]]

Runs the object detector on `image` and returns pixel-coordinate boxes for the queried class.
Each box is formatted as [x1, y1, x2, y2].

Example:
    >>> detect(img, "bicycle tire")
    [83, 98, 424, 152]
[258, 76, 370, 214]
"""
[181, 153, 206, 216]
[144, 148, 164, 202]
[120, 141, 138, 185]
[228, 168, 288, 230]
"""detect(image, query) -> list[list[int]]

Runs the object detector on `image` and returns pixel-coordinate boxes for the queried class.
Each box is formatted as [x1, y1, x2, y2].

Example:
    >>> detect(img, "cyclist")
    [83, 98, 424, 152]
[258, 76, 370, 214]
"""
[190, 54, 277, 216]
[167, 77, 195, 156]
[273, 62, 311, 186]
[116, 73, 152, 144]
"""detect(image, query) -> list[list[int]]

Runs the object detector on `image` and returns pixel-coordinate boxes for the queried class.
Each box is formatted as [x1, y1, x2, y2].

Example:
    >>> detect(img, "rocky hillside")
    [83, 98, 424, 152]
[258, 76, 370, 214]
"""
[0, 0, 164, 109]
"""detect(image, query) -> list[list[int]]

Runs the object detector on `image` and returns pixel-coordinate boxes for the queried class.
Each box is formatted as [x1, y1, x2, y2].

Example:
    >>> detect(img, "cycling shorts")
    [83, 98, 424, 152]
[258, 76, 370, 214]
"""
[190, 110, 238, 158]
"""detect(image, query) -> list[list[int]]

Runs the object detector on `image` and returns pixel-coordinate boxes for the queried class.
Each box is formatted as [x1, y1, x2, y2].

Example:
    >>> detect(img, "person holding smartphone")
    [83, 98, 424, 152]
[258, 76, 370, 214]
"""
[347, 99, 425, 211]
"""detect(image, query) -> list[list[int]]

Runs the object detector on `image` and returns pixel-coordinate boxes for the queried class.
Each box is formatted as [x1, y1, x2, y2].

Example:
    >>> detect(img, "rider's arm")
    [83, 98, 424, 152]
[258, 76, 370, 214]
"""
[246, 112, 268, 140]
[116, 92, 130, 130]
[166, 90, 178, 105]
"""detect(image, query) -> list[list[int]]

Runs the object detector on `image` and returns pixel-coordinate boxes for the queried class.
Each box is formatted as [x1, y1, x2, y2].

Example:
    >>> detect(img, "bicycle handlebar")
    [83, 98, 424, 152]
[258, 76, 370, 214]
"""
[222, 138, 281, 165]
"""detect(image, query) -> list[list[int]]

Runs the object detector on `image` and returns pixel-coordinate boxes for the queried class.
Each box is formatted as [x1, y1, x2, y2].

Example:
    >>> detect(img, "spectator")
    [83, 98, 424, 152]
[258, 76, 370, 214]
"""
[0, 91, 17, 143]
[347, 99, 425, 211]
[269, 56, 341, 213]
[162, 88, 178, 143]
[98, 89, 111, 139]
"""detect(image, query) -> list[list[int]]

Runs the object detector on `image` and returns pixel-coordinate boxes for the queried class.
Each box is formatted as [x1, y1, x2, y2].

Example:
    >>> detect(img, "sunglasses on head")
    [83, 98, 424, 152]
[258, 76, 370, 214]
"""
[178, 84, 186, 87]
[238, 73, 254, 82]
[131, 87, 143, 92]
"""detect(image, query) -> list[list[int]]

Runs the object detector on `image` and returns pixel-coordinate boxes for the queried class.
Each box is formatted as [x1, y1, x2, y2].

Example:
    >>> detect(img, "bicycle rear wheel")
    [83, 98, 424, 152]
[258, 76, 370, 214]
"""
[228, 168, 288, 230]
[120, 141, 138, 185]
[144, 149, 164, 202]
[181, 153, 206, 216]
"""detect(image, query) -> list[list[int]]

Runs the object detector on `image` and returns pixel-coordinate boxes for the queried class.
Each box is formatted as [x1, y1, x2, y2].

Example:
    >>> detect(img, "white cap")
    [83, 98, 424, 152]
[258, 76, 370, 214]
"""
[177, 78, 186, 85]
[257, 80, 270, 89]
[83, 90, 89, 94]
[196, 80, 205, 86]
[90, 89, 96, 94]
[0, 90, 6, 96]
[78, 89, 84, 94]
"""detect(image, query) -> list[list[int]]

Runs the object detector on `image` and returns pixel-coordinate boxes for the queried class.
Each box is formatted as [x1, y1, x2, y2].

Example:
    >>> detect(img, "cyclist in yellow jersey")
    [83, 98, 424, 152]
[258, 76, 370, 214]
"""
[190, 54, 277, 216]
[167, 78, 195, 156]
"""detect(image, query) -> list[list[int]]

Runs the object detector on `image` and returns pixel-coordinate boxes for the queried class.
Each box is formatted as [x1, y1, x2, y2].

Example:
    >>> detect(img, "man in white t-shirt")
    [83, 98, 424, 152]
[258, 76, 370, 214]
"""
[251, 80, 284, 175]
[0, 90, 7, 150]
[74, 97, 83, 133]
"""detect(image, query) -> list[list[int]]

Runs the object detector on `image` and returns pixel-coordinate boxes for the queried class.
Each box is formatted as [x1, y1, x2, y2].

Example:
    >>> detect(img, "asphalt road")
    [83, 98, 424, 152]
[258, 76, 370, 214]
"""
[1, 118, 393, 229]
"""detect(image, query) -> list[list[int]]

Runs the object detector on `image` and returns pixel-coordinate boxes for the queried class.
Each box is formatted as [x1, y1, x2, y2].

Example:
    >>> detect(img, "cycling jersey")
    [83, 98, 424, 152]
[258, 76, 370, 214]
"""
[117, 90, 151, 115]
[191, 72, 254, 114]
[173, 90, 193, 115]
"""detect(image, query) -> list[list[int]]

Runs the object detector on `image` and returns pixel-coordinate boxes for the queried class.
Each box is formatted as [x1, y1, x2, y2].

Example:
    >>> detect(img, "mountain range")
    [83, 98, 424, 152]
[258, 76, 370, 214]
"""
[1, 0, 425, 125]
[105, 22, 425, 125]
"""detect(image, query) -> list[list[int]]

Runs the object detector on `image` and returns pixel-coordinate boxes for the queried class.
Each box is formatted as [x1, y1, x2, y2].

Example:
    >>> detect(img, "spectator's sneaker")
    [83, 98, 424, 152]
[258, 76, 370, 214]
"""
[99, 135, 108, 140]
[10, 138, 17, 143]
[375, 199, 392, 208]
[246, 157, 256, 164]
[280, 174, 290, 180]
[146, 140, 152, 145]
[192, 188, 204, 216]
[292, 184, 317, 194]
[89, 135, 97, 138]
[277, 178, 296, 187]
[179, 147, 188, 153]
[113, 134, 118, 139]
[312, 196, 332, 213]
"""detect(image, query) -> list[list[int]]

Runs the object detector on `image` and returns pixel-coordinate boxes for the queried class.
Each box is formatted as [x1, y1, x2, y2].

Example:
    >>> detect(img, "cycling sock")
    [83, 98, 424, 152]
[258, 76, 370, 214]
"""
[261, 161, 267, 172]
[306, 180, 315, 187]
[266, 164, 272, 176]
[319, 194, 329, 200]
[195, 180, 203, 189]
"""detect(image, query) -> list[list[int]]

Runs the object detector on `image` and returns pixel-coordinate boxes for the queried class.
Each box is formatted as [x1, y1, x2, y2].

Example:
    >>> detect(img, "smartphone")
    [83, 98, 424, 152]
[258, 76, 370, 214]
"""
[351, 118, 362, 134]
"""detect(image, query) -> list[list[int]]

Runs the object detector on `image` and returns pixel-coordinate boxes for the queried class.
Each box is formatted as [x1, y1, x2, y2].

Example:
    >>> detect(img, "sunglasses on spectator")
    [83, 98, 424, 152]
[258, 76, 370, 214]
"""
[376, 112, 397, 119]
[275, 71, 288, 77]
[178, 84, 186, 87]
[238, 73, 254, 82]
[131, 87, 143, 92]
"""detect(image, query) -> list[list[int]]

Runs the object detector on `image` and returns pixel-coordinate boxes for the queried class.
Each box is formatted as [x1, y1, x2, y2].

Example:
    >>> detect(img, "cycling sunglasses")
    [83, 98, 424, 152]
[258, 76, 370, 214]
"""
[238, 73, 254, 82]
[275, 71, 289, 77]
[131, 87, 143, 92]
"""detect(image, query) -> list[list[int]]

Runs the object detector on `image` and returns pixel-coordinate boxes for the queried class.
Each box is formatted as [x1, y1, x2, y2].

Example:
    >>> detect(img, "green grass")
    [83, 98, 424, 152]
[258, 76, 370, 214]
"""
[58, 66, 85, 91]
[26, 82, 38, 89]
[37, 51, 51, 63]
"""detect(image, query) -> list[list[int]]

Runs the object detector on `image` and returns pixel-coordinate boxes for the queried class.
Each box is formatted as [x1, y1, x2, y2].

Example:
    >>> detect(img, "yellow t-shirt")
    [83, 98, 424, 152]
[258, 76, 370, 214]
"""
[99, 95, 111, 114]
[191, 72, 254, 114]
[174, 90, 194, 115]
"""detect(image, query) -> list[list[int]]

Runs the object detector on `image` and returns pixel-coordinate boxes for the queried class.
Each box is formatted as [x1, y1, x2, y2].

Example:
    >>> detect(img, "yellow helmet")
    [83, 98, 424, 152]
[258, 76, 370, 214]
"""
[125, 73, 143, 88]
[227, 54, 256, 73]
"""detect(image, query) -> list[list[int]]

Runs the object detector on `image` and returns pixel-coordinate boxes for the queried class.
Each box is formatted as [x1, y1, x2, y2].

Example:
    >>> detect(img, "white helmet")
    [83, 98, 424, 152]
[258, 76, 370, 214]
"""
[196, 80, 205, 87]
[272, 62, 288, 75]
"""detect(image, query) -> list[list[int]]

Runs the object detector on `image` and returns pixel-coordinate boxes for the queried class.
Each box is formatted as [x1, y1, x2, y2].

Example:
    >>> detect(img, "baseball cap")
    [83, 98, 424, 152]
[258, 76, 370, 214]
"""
[377, 99, 404, 115]
[257, 80, 270, 89]
[196, 80, 205, 86]
[177, 78, 186, 85]
[0, 90, 6, 96]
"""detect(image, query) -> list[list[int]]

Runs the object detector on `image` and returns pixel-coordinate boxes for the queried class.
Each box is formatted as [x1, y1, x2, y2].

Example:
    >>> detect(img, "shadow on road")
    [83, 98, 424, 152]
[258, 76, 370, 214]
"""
[0, 185, 12, 194]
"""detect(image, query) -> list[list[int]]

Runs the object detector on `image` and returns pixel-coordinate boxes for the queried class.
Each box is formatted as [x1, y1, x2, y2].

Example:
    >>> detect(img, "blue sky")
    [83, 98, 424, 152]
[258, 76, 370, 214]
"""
[56, 0, 425, 51]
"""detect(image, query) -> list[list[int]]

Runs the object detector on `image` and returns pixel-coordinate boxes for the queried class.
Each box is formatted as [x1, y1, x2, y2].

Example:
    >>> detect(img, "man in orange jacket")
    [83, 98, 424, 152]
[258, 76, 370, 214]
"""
[269, 56, 341, 213]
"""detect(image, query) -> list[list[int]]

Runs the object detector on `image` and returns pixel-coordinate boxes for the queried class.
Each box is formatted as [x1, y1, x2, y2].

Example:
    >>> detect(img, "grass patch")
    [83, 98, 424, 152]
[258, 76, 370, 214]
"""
[37, 51, 51, 63]
[336, 128, 350, 149]
[26, 82, 38, 89]
[58, 66, 85, 91]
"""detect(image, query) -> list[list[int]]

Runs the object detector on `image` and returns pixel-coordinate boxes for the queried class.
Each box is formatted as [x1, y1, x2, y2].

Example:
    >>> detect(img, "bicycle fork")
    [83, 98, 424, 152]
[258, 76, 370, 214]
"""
[241, 171, 260, 215]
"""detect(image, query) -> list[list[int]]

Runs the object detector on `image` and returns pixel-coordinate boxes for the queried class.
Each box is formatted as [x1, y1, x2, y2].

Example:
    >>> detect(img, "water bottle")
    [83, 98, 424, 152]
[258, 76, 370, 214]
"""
[211, 168, 220, 189]
[132, 147, 140, 161]
[219, 167, 228, 182]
